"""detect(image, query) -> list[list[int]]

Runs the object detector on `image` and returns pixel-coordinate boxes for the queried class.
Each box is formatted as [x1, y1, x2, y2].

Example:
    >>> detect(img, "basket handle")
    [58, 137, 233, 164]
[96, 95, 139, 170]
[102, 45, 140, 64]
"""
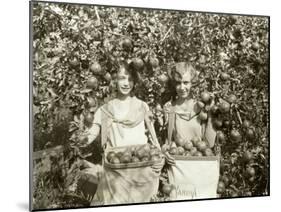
[167, 111, 175, 145]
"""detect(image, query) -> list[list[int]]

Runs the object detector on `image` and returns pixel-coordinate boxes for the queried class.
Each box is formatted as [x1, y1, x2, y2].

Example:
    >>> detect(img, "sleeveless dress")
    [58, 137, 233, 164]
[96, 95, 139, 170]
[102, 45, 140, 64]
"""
[164, 99, 219, 200]
[164, 99, 205, 142]
[89, 97, 161, 205]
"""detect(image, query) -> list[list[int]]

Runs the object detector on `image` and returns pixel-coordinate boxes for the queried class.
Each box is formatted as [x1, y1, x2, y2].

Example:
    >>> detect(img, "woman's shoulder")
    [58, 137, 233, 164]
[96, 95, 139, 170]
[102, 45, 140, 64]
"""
[133, 96, 150, 111]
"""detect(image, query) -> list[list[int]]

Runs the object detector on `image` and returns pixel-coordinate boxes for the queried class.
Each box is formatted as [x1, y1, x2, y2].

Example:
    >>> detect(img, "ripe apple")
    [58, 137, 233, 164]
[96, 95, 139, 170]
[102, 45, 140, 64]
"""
[213, 118, 223, 129]
[204, 148, 214, 156]
[246, 128, 255, 140]
[196, 141, 208, 152]
[191, 137, 201, 146]
[246, 167, 255, 177]
[190, 147, 198, 156]
[87, 97, 96, 107]
[149, 57, 159, 68]
[149, 149, 159, 156]
[230, 129, 241, 143]
[194, 151, 203, 157]
[106, 151, 116, 162]
[223, 120, 230, 128]
[199, 111, 208, 121]
[141, 156, 150, 162]
[110, 156, 120, 164]
[220, 72, 230, 81]
[162, 184, 174, 195]
[219, 101, 230, 113]
[243, 151, 253, 162]
[211, 105, 219, 115]
[151, 155, 161, 162]
[217, 181, 226, 194]
[132, 58, 144, 70]
[184, 140, 193, 150]
[228, 94, 237, 104]
[177, 147, 185, 155]
[175, 137, 186, 147]
[201, 92, 211, 104]
[90, 62, 102, 75]
[69, 57, 80, 67]
[221, 175, 230, 186]
[242, 120, 251, 128]
[184, 151, 192, 157]
[120, 155, 131, 163]
[104, 72, 112, 82]
[121, 38, 133, 51]
[131, 156, 140, 163]
[158, 74, 169, 84]
[217, 131, 226, 142]
[86, 77, 98, 90]
[142, 144, 151, 152]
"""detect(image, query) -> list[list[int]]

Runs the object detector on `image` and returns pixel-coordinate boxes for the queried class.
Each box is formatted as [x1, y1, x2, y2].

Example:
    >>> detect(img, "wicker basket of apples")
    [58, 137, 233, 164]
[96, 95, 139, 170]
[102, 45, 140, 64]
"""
[162, 136, 220, 161]
[104, 143, 164, 169]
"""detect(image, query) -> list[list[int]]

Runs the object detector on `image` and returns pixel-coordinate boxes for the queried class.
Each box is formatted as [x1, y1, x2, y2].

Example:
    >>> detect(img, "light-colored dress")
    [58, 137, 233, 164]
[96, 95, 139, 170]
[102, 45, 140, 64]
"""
[88, 96, 150, 147]
[163, 99, 219, 200]
[164, 99, 203, 142]
[86, 96, 160, 205]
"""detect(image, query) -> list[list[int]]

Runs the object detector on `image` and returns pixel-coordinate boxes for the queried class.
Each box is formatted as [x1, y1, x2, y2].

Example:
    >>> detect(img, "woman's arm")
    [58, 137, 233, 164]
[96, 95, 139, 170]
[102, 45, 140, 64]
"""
[204, 116, 217, 148]
[203, 97, 217, 148]
[86, 124, 101, 145]
[78, 108, 102, 147]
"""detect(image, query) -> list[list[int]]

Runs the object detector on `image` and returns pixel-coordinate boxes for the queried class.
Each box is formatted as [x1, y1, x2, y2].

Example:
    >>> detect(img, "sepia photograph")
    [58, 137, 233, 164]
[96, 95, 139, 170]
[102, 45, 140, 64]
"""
[30, 1, 269, 210]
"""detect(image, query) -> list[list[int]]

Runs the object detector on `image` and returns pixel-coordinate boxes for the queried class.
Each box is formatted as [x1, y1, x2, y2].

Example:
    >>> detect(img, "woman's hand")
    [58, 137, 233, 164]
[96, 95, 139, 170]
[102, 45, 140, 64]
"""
[77, 132, 90, 148]
[151, 157, 165, 174]
[164, 151, 176, 166]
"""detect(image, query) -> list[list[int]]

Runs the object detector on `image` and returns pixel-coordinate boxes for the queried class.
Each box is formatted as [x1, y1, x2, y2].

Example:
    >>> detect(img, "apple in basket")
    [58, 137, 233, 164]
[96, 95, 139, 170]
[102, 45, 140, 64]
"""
[191, 136, 201, 146]
[175, 137, 185, 147]
[120, 154, 132, 164]
[177, 146, 185, 155]
[204, 148, 214, 156]
[141, 156, 150, 162]
[194, 151, 203, 157]
[162, 184, 175, 196]
[184, 140, 193, 151]
[184, 151, 192, 156]
[190, 147, 198, 156]
[136, 148, 150, 159]
[150, 148, 160, 156]
[110, 156, 121, 164]
[131, 156, 140, 163]
[151, 155, 161, 162]
[106, 151, 116, 162]
[196, 140, 208, 152]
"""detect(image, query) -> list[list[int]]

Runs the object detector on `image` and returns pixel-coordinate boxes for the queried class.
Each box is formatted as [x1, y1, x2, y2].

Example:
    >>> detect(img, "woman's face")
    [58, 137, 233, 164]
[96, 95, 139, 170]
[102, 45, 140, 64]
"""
[175, 71, 192, 100]
[116, 67, 134, 97]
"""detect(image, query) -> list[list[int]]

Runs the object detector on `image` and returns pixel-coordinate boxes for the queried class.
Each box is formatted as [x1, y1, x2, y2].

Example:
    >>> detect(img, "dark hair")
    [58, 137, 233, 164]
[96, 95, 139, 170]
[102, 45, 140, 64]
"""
[109, 61, 141, 98]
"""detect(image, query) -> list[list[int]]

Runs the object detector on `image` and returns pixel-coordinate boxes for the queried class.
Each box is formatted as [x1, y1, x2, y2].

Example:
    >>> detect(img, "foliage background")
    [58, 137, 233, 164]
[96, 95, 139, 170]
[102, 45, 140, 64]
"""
[31, 2, 269, 210]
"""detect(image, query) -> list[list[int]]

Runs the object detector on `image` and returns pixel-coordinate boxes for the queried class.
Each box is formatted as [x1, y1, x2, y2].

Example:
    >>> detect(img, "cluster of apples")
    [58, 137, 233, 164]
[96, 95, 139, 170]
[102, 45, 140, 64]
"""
[106, 144, 163, 164]
[162, 137, 215, 157]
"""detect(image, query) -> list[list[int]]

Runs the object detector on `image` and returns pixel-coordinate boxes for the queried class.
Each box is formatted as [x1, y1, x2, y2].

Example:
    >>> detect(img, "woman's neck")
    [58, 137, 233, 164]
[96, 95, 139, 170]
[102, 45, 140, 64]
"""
[117, 94, 132, 101]
[175, 95, 193, 105]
